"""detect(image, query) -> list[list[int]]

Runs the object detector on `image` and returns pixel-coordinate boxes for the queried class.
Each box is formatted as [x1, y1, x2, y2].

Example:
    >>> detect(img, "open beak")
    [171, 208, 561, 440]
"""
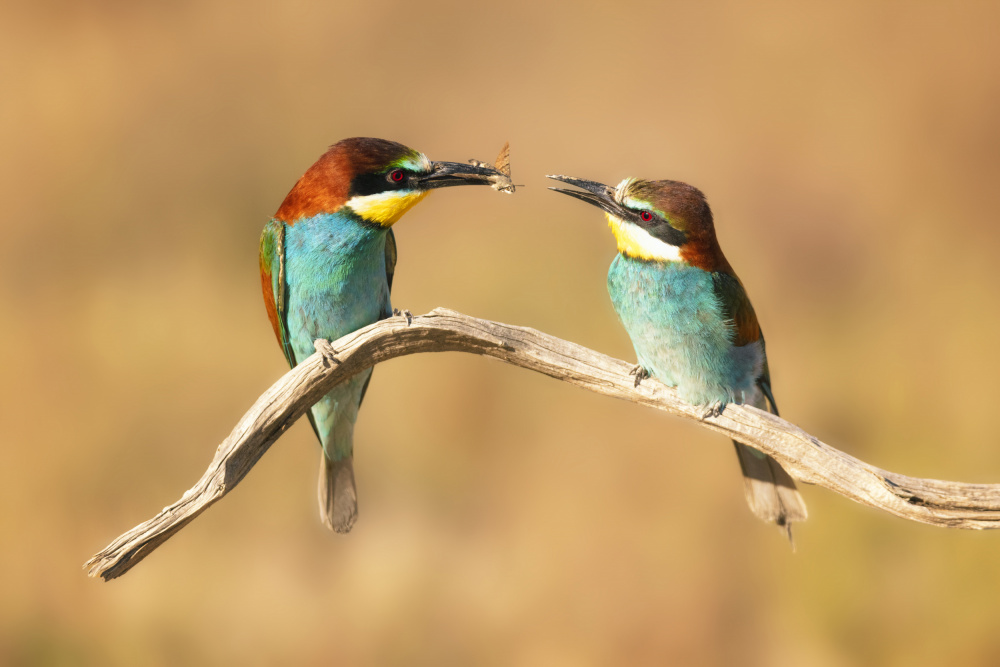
[418, 161, 507, 189]
[546, 175, 626, 217]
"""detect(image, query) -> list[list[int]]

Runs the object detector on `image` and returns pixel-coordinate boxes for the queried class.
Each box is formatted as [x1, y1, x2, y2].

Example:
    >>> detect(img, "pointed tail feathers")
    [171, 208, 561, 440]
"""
[733, 442, 807, 544]
[318, 453, 358, 533]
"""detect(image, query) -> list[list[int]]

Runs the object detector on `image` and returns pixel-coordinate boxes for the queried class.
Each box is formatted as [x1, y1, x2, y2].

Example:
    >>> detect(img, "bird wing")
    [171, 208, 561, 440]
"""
[712, 271, 780, 416]
[756, 362, 779, 416]
[384, 227, 397, 293]
[711, 271, 761, 348]
[259, 218, 296, 368]
[715, 273, 803, 532]
[261, 218, 327, 442]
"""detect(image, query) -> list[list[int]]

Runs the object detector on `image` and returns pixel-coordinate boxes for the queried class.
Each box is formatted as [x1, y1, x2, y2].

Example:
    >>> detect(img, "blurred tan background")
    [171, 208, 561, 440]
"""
[3, 1, 1000, 664]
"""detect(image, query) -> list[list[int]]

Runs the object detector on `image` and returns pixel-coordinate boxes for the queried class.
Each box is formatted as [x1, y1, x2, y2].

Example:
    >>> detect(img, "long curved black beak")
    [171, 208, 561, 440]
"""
[419, 161, 507, 189]
[546, 175, 625, 217]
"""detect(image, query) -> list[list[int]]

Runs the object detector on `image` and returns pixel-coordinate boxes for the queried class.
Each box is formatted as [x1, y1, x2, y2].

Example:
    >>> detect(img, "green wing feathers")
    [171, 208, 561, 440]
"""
[259, 219, 296, 368]
[384, 228, 397, 292]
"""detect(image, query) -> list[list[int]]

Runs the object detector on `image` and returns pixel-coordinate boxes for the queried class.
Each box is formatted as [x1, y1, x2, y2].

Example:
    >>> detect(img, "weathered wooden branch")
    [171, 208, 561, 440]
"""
[85, 308, 1000, 580]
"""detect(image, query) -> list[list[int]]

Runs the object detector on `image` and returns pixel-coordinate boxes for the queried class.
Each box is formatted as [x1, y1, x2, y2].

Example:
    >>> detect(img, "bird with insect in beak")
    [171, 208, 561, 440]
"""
[260, 138, 513, 532]
[547, 174, 807, 540]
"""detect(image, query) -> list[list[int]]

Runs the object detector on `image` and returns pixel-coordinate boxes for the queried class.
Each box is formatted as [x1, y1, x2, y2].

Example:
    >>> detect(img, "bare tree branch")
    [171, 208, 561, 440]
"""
[85, 308, 1000, 581]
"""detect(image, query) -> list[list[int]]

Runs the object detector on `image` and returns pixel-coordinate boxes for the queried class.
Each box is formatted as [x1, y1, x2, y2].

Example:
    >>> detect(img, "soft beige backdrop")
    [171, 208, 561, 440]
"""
[3, 1, 1000, 665]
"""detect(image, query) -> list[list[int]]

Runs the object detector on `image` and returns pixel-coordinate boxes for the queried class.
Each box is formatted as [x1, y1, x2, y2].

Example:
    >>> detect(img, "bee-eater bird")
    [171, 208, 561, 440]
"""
[260, 137, 508, 533]
[547, 174, 807, 538]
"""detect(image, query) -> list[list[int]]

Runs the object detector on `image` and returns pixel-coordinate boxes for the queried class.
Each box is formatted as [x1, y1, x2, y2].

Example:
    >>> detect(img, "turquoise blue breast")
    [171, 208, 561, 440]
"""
[607, 254, 763, 407]
[284, 212, 390, 360]
[283, 212, 390, 459]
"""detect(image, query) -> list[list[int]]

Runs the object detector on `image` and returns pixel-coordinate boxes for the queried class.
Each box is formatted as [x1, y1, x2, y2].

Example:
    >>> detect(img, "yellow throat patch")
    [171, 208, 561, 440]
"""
[606, 213, 682, 262]
[345, 190, 431, 227]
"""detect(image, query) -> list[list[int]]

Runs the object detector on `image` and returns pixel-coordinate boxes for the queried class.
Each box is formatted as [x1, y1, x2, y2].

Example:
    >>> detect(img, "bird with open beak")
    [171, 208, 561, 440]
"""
[548, 173, 807, 541]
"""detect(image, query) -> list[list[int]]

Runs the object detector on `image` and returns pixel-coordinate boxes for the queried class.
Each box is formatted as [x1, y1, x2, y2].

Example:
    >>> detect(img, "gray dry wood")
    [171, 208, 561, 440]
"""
[85, 308, 1000, 581]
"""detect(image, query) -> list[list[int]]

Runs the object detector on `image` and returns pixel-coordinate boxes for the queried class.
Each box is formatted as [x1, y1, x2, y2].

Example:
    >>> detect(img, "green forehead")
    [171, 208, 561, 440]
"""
[620, 178, 705, 217]
[389, 152, 431, 172]
[621, 178, 658, 200]
[619, 181, 663, 213]
[618, 179, 686, 228]
[622, 194, 659, 211]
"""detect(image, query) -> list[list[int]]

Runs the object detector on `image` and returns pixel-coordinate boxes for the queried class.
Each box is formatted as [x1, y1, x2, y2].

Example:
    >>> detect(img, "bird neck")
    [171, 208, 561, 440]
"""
[285, 211, 388, 256]
[678, 233, 735, 274]
[610, 223, 738, 277]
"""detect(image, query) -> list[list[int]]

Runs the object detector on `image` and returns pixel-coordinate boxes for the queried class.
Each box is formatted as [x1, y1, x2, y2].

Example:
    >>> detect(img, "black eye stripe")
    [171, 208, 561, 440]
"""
[351, 170, 411, 196]
[628, 207, 687, 246]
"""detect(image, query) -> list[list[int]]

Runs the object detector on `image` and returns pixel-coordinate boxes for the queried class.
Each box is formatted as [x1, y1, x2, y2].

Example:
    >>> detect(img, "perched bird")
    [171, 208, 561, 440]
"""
[261, 138, 508, 532]
[547, 174, 807, 538]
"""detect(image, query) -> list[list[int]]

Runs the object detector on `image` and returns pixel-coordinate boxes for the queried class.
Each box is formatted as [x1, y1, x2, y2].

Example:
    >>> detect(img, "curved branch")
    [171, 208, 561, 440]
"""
[85, 308, 1000, 580]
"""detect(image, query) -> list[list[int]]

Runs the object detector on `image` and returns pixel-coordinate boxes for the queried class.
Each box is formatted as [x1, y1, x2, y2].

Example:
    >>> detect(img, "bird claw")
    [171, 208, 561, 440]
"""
[392, 308, 413, 325]
[314, 339, 340, 367]
[700, 402, 726, 419]
[629, 364, 650, 387]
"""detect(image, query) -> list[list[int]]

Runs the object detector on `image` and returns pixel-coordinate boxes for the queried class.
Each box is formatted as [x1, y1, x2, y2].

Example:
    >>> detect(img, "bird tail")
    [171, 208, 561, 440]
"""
[307, 370, 372, 534]
[733, 442, 807, 544]
[733, 380, 807, 544]
[318, 453, 358, 533]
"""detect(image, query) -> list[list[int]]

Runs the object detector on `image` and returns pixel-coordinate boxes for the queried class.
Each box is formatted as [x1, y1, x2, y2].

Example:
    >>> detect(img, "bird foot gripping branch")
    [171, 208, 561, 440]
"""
[629, 364, 650, 388]
[392, 308, 413, 325]
[313, 339, 340, 367]
[700, 402, 725, 420]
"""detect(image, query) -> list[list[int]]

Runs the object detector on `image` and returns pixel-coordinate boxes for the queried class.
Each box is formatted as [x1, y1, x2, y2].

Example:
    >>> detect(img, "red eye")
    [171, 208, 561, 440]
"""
[389, 169, 405, 182]
[639, 210, 654, 222]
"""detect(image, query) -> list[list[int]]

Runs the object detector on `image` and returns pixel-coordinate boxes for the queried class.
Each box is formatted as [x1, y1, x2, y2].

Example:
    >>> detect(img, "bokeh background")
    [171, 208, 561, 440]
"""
[3, 1, 1000, 665]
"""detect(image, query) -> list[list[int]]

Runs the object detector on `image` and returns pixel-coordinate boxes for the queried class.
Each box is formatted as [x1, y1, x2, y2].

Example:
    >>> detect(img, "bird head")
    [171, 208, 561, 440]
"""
[275, 137, 505, 226]
[547, 175, 731, 272]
